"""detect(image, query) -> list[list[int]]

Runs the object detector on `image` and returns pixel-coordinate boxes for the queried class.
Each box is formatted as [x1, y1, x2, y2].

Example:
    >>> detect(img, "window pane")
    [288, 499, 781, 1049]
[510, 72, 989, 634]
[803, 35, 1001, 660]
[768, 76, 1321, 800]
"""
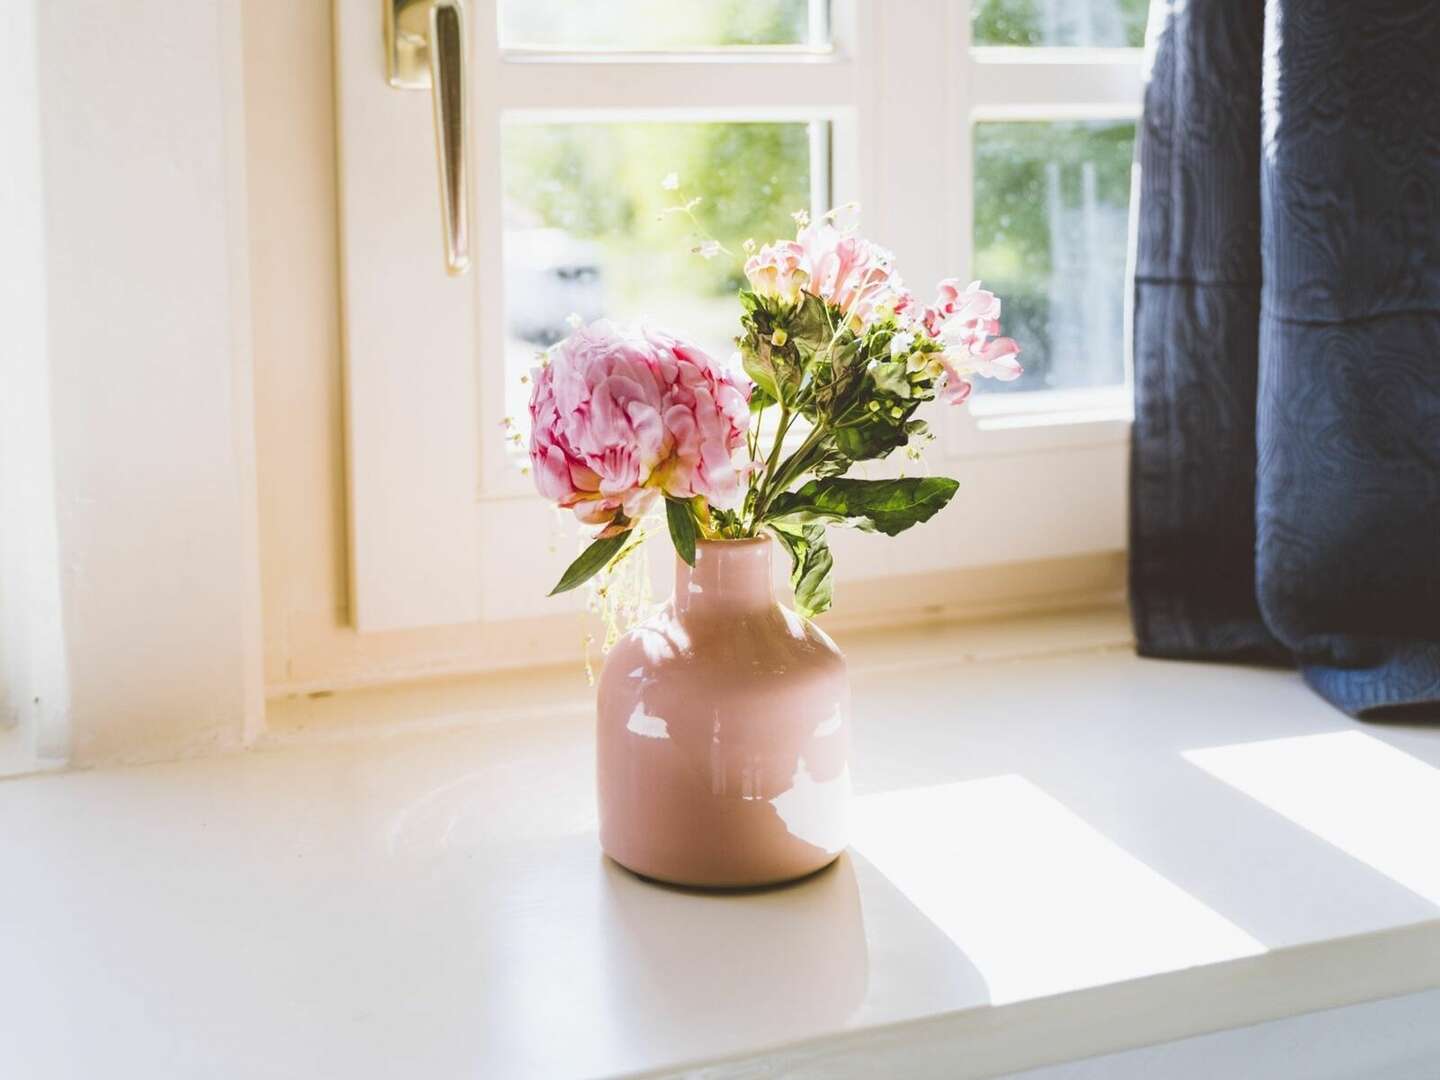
[972, 0, 1147, 48]
[500, 0, 828, 50]
[972, 120, 1135, 393]
[502, 122, 820, 418]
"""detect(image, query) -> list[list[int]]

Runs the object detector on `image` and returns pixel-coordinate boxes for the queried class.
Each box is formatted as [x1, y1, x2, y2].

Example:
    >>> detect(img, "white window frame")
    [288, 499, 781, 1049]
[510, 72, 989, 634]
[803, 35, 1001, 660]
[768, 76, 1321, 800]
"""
[334, 0, 1142, 635]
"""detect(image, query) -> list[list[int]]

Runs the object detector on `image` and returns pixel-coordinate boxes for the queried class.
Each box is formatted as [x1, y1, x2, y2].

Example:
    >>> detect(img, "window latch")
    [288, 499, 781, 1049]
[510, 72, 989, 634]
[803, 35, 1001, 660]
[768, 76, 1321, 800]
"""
[385, 0, 471, 276]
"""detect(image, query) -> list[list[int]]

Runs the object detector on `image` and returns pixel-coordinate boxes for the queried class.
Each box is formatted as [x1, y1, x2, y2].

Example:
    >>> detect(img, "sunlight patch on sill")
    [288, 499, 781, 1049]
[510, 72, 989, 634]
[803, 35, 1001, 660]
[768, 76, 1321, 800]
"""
[851, 775, 1264, 1004]
[1187, 732, 1440, 907]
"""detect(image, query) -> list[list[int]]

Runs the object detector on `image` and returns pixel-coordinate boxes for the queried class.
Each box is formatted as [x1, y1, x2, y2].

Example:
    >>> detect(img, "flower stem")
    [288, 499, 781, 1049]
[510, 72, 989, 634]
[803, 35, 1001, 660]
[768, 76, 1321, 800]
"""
[751, 419, 829, 528]
[752, 402, 794, 531]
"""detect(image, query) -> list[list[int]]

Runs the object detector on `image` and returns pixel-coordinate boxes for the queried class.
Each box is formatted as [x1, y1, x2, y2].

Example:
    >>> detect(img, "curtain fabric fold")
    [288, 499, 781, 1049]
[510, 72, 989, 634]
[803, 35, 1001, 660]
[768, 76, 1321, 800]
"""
[1130, 0, 1440, 716]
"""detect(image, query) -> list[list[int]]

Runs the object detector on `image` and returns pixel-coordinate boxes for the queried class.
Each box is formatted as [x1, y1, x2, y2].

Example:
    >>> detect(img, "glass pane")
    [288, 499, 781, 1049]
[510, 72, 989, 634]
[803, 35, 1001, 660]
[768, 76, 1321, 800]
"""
[972, 120, 1135, 393]
[500, 0, 828, 50]
[502, 122, 820, 418]
[972, 0, 1147, 48]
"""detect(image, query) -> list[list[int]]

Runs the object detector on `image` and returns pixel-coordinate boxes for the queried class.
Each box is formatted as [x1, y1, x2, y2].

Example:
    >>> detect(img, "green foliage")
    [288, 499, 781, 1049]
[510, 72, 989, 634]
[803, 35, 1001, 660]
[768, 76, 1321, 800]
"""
[503, 122, 810, 308]
[738, 290, 840, 411]
[768, 477, 960, 537]
[870, 361, 912, 399]
[548, 529, 630, 596]
[664, 497, 698, 567]
[971, 0, 1148, 47]
[501, 0, 812, 50]
[741, 335, 783, 402]
[771, 521, 834, 619]
[789, 292, 834, 351]
[830, 412, 914, 463]
[972, 119, 1135, 391]
[748, 384, 777, 412]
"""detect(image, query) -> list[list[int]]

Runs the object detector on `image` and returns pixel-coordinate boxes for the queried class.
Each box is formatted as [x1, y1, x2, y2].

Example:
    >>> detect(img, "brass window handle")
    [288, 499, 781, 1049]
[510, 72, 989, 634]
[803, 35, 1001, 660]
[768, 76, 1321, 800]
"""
[385, 0, 471, 276]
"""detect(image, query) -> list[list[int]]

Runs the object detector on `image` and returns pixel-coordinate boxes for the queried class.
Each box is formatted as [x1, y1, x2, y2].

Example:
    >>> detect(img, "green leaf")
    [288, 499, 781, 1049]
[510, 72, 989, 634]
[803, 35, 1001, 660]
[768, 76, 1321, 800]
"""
[832, 412, 911, 462]
[548, 529, 630, 596]
[741, 339, 781, 402]
[771, 522, 834, 619]
[766, 476, 960, 537]
[789, 292, 833, 348]
[871, 361, 912, 398]
[665, 497, 697, 566]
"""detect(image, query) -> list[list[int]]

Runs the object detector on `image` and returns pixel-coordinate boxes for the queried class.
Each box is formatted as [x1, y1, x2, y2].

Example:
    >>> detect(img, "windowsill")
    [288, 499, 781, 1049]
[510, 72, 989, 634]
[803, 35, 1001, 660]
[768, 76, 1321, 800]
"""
[5, 608, 1439, 1078]
[0, 725, 35, 779]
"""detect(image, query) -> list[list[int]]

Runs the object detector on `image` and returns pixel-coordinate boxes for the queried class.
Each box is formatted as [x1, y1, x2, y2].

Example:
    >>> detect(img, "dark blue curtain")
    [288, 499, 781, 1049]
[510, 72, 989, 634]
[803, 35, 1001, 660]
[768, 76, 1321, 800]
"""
[1130, 0, 1440, 716]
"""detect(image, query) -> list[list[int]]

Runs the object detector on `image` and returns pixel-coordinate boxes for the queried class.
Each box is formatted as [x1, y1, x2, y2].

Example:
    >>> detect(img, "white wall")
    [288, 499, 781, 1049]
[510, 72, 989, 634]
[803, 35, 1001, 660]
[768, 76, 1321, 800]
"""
[2, 0, 263, 769]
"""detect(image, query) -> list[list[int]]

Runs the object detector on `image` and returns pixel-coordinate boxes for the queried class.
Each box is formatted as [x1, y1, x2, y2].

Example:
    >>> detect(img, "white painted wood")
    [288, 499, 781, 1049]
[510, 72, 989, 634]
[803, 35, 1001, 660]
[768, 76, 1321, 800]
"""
[998, 990, 1440, 1080]
[5, 613, 1440, 1077]
[333, 0, 482, 631]
[469, 441, 1127, 623]
[496, 55, 858, 110]
[0, 0, 68, 772]
[970, 49, 1145, 111]
[5, 0, 264, 766]
[329, 0, 1143, 641]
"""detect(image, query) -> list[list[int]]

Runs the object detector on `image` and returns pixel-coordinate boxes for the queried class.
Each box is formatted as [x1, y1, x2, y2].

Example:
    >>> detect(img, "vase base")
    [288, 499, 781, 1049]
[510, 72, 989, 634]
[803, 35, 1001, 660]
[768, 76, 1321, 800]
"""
[604, 850, 845, 892]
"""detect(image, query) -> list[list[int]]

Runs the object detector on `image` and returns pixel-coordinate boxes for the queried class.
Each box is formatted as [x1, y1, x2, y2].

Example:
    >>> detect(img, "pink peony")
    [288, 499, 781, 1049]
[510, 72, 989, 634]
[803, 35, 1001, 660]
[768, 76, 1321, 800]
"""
[528, 321, 751, 530]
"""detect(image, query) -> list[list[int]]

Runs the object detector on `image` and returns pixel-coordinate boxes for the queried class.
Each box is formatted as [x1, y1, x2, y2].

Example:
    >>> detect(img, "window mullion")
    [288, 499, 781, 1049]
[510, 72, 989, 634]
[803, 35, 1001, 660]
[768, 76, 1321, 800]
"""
[495, 58, 857, 113]
[943, 0, 984, 457]
[474, 1, 516, 494]
[971, 55, 1143, 112]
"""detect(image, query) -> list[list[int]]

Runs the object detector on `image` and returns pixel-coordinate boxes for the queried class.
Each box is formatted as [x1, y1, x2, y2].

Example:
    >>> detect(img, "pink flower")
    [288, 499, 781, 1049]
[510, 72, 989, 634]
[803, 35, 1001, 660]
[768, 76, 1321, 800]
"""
[922, 278, 1001, 340]
[528, 321, 751, 529]
[796, 223, 902, 327]
[744, 240, 808, 303]
[967, 335, 1023, 380]
[926, 278, 1023, 400]
[939, 375, 973, 406]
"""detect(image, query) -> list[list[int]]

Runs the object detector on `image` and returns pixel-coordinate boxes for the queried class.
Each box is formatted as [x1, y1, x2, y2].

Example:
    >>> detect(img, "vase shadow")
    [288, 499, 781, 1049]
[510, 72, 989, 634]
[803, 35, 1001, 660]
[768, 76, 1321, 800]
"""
[592, 848, 871, 1060]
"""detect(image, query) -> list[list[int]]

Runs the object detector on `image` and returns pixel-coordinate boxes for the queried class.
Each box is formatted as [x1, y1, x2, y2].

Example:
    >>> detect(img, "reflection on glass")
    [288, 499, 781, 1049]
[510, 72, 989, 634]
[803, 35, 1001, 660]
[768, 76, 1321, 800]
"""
[851, 776, 1262, 1004]
[500, 0, 829, 50]
[1187, 732, 1440, 906]
[972, 0, 1148, 47]
[973, 119, 1135, 393]
[501, 122, 818, 418]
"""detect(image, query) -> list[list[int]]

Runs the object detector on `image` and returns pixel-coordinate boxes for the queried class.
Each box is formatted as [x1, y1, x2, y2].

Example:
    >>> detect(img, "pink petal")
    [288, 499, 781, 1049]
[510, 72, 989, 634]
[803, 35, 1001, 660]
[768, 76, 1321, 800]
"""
[974, 337, 1023, 381]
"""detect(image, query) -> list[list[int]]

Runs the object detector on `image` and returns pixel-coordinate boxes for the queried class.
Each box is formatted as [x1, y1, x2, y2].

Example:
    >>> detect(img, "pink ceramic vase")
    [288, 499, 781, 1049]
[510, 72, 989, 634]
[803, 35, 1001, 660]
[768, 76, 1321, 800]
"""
[596, 536, 852, 888]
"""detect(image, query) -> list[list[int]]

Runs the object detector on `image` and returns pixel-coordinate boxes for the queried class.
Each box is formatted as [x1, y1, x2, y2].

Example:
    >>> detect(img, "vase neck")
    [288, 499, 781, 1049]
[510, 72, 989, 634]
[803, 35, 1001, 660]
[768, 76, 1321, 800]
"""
[675, 538, 776, 617]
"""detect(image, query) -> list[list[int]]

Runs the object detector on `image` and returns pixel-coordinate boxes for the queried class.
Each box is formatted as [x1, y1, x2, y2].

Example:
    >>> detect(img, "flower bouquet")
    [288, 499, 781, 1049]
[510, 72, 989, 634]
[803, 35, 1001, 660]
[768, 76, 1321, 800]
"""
[528, 208, 1021, 617]
[523, 201, 1019, 888]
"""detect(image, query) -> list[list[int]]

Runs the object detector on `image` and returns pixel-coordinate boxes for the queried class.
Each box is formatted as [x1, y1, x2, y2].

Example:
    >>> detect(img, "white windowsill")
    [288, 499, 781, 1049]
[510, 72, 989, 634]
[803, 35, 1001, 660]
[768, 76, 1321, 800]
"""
[3, 608, 1439, 1078]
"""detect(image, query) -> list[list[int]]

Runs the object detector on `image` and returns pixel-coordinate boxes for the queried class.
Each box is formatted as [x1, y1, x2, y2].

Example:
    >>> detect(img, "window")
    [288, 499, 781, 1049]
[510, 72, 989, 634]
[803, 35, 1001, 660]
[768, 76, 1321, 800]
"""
[332, 0, 1143, 635]
[972, 0, 1147, 48]
[973, 119, 1135, 394]
[501, 120, 826, 421]
[498, 0, 831, 51]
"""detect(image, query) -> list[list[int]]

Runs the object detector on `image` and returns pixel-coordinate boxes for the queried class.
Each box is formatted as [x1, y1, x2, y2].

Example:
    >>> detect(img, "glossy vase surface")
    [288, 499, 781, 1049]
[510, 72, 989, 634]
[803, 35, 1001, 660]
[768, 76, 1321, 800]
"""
[596, 537, 851, 888]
